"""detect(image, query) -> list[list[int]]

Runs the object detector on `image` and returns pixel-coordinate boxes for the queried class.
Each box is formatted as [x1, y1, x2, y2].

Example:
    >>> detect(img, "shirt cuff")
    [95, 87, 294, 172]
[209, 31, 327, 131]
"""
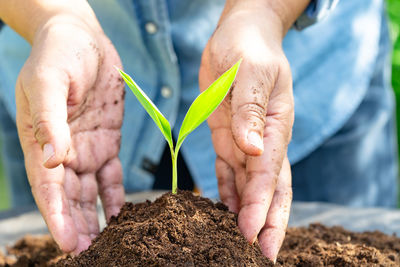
[294, 0, 339, 30]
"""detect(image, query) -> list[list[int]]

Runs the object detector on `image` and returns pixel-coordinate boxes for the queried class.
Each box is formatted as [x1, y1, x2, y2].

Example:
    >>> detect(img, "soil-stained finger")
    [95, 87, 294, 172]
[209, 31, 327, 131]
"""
[230, 62, 278, 156]
[237, 125, 287, 244]
[216, 156, 239, 213]
[258, 156, 292, 261]
[19, 67, 71, 168]
[64, 168, 92, 254]
[79, 172, 100, 238]
[17, 84, 78, 253]
[97, 157, 125, 222]
[28, 164, 78, 253]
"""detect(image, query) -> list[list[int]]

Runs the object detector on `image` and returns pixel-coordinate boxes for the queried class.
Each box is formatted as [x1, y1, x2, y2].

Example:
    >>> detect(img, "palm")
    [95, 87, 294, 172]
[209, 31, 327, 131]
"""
[62, 39, 125, 250]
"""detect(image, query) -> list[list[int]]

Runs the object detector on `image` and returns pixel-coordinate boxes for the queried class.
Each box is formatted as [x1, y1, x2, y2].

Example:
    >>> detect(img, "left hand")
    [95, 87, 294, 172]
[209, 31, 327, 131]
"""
[199, 0, 296, 261]
[14, 8, 126, 254]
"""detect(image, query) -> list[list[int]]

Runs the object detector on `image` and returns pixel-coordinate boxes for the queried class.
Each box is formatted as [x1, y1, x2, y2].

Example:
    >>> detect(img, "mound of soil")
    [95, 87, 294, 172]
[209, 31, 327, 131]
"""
[58, 190, 270, 266]
[1, 191, 399, 266]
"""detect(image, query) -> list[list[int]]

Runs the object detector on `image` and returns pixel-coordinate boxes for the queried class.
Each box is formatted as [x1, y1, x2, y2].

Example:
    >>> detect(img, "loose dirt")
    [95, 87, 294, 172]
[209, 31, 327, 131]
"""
[1, 191, 399, 266]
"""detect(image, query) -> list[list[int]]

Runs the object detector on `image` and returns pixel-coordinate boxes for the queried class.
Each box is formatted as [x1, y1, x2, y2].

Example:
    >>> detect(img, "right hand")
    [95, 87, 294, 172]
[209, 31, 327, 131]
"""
[16, 15, 125, 254]
[199, 0, 296, 261]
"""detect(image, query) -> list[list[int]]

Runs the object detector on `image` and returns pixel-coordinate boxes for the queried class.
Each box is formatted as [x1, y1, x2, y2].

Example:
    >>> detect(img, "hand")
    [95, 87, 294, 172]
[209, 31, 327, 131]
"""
[15, 15, 125, 254]
[199, 0, 298, 261]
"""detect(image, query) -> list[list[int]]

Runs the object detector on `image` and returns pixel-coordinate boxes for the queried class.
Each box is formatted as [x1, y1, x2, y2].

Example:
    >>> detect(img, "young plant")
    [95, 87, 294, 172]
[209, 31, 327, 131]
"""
[116, 60, 241, 194]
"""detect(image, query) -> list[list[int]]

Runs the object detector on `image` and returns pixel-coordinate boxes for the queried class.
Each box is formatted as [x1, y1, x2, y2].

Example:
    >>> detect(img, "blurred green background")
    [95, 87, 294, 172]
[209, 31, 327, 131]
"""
[0, 2, 400, 211]
[389, 0, 400, 93]
[388, 0, 400, 207]
[0, 148, 6, 210]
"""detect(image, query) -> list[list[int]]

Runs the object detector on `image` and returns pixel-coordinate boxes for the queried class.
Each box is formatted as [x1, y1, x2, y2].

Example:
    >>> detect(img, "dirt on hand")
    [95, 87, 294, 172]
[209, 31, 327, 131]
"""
[1, 191, 399, 266]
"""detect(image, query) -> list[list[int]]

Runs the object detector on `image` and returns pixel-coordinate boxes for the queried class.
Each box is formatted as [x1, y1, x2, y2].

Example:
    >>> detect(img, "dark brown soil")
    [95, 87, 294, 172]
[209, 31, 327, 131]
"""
[278, 223, 400, 266]
[57, 190, 271, 266]
[1, 191, 399, 266]
[0, 235, 65, 267]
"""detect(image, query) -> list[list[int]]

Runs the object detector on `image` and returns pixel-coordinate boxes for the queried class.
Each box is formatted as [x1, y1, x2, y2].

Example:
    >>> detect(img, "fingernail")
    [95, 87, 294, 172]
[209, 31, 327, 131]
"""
[43, 143, 54, 164]
[266, 246, 279, 264]
[247, 131, 263, 151]
[249, 235, 257, 244]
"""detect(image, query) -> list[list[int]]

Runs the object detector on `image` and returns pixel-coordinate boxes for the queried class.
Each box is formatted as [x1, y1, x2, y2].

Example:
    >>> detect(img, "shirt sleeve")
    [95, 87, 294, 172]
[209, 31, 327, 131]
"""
[294, 0, 339, 30]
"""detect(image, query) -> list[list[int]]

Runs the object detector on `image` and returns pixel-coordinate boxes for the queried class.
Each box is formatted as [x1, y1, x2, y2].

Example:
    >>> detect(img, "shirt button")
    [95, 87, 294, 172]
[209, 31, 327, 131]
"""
[161, 86, 172, 98]
[145, 22, 158, 34]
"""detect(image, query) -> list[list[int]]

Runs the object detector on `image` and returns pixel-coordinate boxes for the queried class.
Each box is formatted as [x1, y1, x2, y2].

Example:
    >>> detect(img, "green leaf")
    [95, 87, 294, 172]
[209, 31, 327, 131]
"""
[117, 60, 241, 195]
[176, 59, 242, 153]
[116, 67, 173, 149]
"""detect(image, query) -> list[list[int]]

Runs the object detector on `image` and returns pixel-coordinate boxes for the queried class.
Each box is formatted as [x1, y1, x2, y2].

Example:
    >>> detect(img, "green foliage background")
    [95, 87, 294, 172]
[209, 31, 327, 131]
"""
[0, 143, 7, 210]
[388, 0, 400, 92]
[387, 0, 400, 207]
[0, 3, 400, 211]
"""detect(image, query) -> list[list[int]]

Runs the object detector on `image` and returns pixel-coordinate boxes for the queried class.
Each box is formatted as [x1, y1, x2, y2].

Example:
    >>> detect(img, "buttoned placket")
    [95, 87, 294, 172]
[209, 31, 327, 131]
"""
[127, 0, 181, 190]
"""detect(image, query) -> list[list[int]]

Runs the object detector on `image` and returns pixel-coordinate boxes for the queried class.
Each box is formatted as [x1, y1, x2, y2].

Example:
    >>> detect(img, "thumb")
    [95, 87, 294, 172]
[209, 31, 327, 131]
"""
[231, 62, 277, 156]
[21, 67, 71, 168]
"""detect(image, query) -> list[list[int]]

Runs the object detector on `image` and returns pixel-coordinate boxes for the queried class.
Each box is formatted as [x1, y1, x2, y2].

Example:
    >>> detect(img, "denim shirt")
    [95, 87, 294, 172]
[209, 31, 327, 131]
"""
[0, 0, 385, 198]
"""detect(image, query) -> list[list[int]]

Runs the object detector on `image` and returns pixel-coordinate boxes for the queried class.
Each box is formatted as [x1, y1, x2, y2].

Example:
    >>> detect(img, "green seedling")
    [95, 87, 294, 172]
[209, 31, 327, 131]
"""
[116, 60, 241, 194]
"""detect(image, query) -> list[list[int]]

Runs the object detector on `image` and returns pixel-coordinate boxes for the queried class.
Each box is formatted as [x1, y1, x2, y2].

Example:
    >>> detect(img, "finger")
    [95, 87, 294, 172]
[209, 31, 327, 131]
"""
[31, 165, 78, 253]
[97, 157, 125, 221]
[237, 120, 290, 244]
[258, 156, 292, 262]
[79, 173, 100, 239]
[234, 166, 247, 198]
[237, 63, 293, 244]
[237, 149, 280, 244]
[20, 66, 71, 168]
[216, 157, 240, 213]
[210, 124, 244, 212]
[64, 168, 91, 254]
[231, 61, 279, 156]
[16, 85, 78, 253]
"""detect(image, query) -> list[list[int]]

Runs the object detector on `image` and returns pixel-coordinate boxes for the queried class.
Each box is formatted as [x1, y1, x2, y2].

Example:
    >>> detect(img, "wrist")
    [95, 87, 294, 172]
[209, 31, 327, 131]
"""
[224, 0, 310, 37]
[0, 0, 100, 44]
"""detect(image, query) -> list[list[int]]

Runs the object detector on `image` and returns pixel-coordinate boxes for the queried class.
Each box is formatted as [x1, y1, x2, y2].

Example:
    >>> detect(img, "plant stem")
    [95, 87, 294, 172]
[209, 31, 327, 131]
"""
[171, 149, 178, 194]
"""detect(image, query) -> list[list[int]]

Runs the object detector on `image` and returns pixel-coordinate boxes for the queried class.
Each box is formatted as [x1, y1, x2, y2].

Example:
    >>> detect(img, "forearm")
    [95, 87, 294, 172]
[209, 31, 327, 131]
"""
[222, 0, 310, 39]
[0, 0, 99, 44]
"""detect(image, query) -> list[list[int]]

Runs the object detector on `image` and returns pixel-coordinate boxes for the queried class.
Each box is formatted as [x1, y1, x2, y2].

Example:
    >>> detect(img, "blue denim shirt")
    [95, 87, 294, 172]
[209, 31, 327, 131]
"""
[0, 0, 386, 198]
